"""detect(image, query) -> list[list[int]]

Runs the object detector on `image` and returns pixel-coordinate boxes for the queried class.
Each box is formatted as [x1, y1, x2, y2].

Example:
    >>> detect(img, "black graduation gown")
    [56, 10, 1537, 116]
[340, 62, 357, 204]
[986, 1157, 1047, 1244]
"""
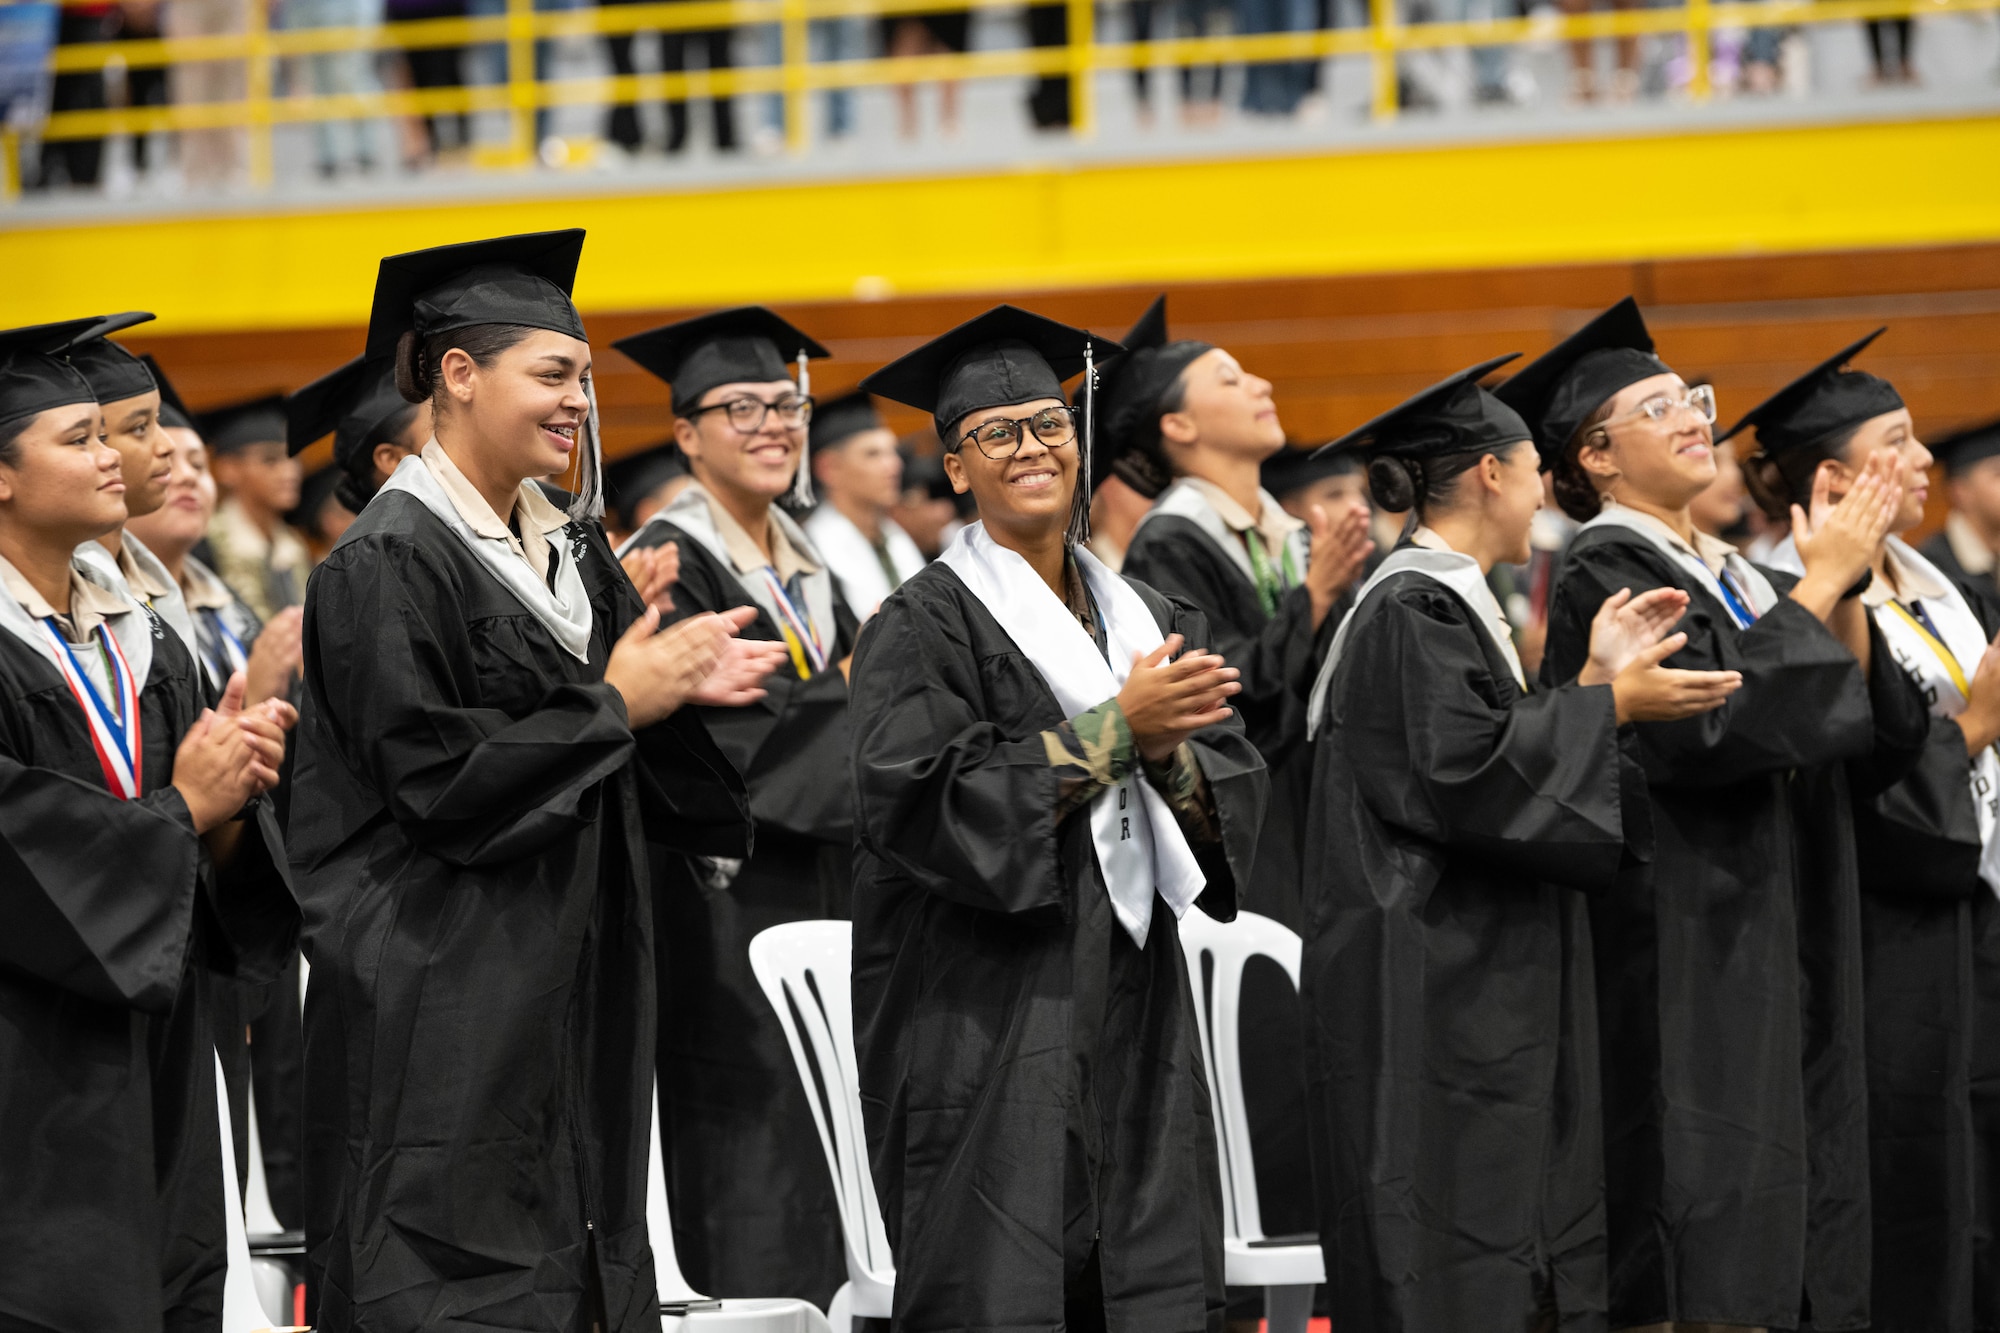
[291, 492, 750, 1333]
[0, 601, 298, 1333]
[849, 562, 1268, 1333]
[1844, 578, 2000, 1333]
[1303, 569, 1640, 1333]
[1120, 512, 1328, 1245]
[1920, 530, 2000, 621]
[1541, 526, 1896, 1332]
[622, 517, 858, 1305]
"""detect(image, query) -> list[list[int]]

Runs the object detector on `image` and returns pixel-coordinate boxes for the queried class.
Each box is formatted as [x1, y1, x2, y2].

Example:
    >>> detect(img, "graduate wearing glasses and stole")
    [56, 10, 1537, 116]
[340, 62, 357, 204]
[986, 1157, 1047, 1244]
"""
[849, 306, 1268, 1332]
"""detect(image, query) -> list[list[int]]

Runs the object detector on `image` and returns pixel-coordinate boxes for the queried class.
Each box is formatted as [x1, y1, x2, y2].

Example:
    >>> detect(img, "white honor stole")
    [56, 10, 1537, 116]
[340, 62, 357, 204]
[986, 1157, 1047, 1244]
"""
[938, 522, 1205, 950]
[1307, 539, 1526, 739]
[1872, 539, 2000, 895]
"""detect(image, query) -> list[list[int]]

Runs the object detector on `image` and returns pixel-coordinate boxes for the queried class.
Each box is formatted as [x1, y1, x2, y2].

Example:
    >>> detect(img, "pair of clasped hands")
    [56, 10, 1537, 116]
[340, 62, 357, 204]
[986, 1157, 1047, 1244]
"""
[171, 671, 300, 835]
[610, 543, 792, 728]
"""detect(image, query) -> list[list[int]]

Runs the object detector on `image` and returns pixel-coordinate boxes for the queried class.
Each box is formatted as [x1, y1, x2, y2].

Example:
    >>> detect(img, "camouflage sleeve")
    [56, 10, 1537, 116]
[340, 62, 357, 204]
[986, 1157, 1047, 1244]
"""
[1044, 698, 1135, 825]
[1141, 742, 1223, 849]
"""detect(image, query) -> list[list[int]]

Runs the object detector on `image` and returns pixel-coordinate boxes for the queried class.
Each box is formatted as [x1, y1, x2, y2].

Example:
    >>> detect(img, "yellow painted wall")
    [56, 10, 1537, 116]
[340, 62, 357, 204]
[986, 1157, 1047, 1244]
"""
[4, 111, 1997, 334]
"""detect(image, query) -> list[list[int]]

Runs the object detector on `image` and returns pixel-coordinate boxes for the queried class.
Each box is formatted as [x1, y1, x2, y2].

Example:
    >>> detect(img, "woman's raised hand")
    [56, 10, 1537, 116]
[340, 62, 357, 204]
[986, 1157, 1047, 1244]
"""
[1605, 632, 1742, 724]
[1578, 586, 1690, 686]
[1306, 501, 1374, 629]
[1792, 451, 1905, 591]
[1116, 633, 1241, 763]
[244, 606, 303, 706]
[689, 625, 790, 707]
[606, 605, 787, 725]
[620, 542, 680, 614]
[171, 671, 288, 833]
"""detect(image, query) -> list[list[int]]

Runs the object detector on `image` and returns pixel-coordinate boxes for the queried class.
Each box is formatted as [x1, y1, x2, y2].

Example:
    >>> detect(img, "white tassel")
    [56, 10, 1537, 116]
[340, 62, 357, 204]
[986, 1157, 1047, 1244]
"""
[789, 348, 816, 510]
[570, 373, 605, 523]
[1069, 340, 1095, 546]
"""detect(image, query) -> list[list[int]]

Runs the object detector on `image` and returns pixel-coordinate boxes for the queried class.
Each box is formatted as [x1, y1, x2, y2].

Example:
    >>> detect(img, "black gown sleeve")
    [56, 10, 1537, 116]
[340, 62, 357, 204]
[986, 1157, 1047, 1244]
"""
[850, 587, 1070, 916]
[647, 532, 856, 845]
[0, 759, 201, 1012]
[1123, 522, 1320, 761]
[1542, 538, 1873, 787]
[305, 534, 638, 867]
[197, 797, 302, 985]
[1147, 587, 1268, 920]
[1346, 581, 1637, 892]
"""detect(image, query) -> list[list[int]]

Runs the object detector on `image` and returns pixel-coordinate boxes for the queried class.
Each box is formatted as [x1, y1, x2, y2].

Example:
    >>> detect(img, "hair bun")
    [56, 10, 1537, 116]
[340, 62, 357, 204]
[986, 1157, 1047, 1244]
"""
[393, 329, 431, 405]
[1366, 455, 1418, 512]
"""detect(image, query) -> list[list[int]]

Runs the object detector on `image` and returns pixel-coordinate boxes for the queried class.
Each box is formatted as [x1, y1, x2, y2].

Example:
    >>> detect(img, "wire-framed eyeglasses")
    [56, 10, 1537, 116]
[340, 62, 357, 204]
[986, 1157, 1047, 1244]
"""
[1595, 383, 1718, 437]
[688, 394, 814, 434]
[956, 405, 1078, 459]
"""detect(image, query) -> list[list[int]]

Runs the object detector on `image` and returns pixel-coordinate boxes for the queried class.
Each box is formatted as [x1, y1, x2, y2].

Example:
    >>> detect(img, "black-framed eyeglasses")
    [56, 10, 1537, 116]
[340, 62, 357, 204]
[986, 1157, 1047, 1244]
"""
[956, 405, 1077, 459]
[688, 394, 814, 434]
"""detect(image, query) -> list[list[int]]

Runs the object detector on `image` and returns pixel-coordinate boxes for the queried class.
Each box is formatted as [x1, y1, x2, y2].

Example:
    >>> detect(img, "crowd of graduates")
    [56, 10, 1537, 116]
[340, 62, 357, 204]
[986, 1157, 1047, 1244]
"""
[4, 225, 2000, 1333]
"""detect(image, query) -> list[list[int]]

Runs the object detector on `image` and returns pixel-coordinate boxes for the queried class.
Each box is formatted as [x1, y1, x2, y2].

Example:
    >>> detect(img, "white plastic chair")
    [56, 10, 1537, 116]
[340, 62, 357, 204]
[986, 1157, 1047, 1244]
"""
[746, 921, 894, 1333]
[215, 1048, 292, 1332]
[1176, 910, 1325, 1333]
[647, 1078, 833, 1333]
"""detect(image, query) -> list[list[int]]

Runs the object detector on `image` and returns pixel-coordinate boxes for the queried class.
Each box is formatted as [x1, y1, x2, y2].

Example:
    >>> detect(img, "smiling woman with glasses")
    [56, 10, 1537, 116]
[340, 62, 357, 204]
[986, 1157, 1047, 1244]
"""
[846, 304, 1267, 1333]
[610, 303, 866, 1308]
[1502, 297, 1924, 1333]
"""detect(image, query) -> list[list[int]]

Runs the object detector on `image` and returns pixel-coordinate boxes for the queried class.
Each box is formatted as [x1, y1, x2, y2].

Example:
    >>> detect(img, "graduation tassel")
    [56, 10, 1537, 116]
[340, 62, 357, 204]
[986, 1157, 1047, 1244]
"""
[1067, 340, 1095, 547]
[789, 348, 816, 510]
[570, 372, 606, 524]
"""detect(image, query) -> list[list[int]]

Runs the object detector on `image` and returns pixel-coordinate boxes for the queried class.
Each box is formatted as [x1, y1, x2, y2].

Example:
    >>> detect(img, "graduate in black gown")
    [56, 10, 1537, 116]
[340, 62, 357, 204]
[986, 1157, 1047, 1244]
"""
[850, 305, 1268, 1332]
[1097, 295, 1373, 1272]
[610, 307, 858, 1305]
[0, 319, 298, 1333]
[1300, 356, 1739, 1333]
[290, 231, 783, 1332]
[289, 352, 433, 519]
[1920, 417, 2000, 615]
[1721, 335, 2000, 1333]
[1510, 298, 1919, 1332]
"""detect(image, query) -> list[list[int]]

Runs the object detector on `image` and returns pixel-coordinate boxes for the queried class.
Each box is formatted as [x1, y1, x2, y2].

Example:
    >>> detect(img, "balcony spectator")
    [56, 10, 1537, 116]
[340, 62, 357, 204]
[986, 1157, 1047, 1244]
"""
[1128, 0, 1228, 128]
[165, 0, 248, 184]
[384, 0, 469, 163]
[281, 0, 383, 176]
[598, 0, 740, 154]
[119, 0, 172, 181]
[815, 7, 868, 138]
[1559, 0, 1640, 101]
[1240, 0, 1315, 114]
[1025, 0, 1068, 129]
[38, 0, 116, 188]
[883, 8, 965, 137]
[1866, 12, 1915, 84]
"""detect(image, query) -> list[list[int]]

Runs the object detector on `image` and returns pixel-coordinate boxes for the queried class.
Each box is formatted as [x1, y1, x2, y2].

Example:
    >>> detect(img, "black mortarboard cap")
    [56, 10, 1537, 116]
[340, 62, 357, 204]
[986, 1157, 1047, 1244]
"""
[364, 229, 587, 362]
[1715, 329, 1903, 459]
[859, 304, 1123, 444]
[285, 355, 415, 468]
[1092, 295, 1214, 489]
[198, 393, 289, 455]
[0, 317, 103, 428]
[614, 306, 830, 418]
[61, 312, 158, 404]
[1932, 415, 2000, 476]
[140, 354, 196, 431]
[605, 439, 690, 530]
[1261, 442, 1360, 499]
[1494, 298, 1672, 463]
[808, 389, 885, 454]
[1316, 354, 1529, 461]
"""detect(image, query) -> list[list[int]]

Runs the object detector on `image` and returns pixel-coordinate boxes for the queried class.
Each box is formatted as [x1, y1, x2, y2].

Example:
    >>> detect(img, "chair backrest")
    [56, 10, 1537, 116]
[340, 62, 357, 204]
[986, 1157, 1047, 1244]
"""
[214, 1048, 283, 1333]
[1175, 910, 1303, 1244]
[746, 921, 893, 1290]
[647, 1077, 710, 1303]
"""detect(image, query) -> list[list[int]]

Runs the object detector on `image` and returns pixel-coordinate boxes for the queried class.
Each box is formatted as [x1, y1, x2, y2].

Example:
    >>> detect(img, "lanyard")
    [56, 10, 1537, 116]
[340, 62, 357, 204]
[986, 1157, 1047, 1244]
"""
[1715, 566, 1760, 629]
[200, 606, 249, 677]
[758, 567, 827, 678]
[1243, 528, 1285, 618]
[38, 618, 142, 799]
[1887, 598, 1971, 698]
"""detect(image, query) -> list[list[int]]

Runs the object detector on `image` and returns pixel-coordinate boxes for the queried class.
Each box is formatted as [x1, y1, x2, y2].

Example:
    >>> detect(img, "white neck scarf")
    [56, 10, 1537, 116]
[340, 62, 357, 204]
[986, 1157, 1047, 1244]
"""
[0, 554, 157, 698]
[1306, 537, 1524, 739]
[938, 522, 1205, 950]
[380, 454, 594, 661]
[1771, 534, 2000, 895]
[77, 533, 201, 686]
[1583, 504, 1780, 627]
[625, 486, 839, 654]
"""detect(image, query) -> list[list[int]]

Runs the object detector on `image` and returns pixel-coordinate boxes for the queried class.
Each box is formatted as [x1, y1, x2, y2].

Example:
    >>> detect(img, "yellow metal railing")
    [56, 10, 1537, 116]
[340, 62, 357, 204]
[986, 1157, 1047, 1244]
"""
[16, 0, 2000, 190]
